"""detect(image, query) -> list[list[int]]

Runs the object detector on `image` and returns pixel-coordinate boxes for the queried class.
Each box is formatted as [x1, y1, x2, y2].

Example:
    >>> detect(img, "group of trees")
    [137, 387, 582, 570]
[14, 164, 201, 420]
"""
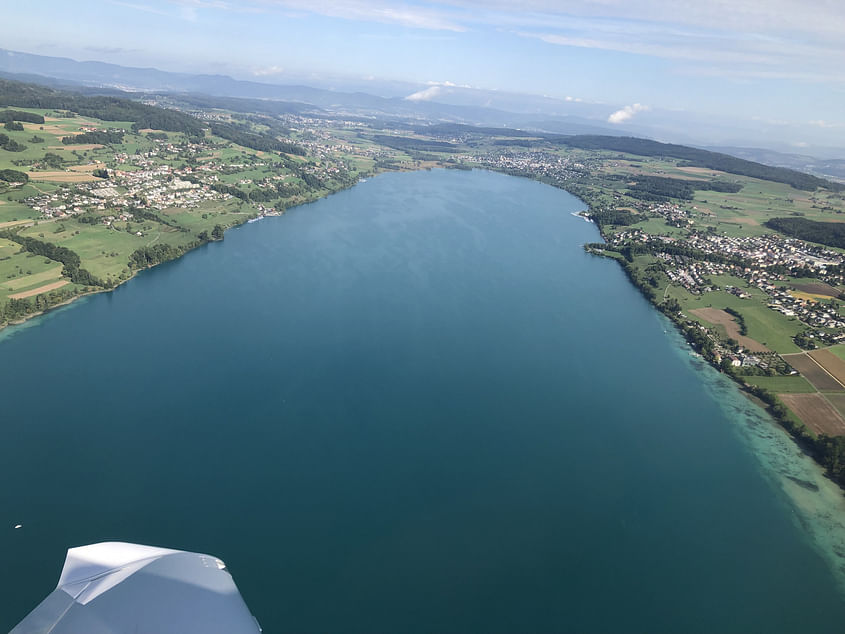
[1, 284, 77, 324]
[589, 208, 642, 228]
[128, 207, 181, 229]
[62, 129, 125, 145]
[723, 307, 748, 335]
[371, 134, 458, 153]
[209, 121, 305, 155]
[765, 217, 845, 249]
[624, 175, 743, 203]
[41, 152, 64, 168]
[128, 243, 182, 269]
[0, 132, 26, 152]
[1, 109, 45, 124]
[0, 169, 28, 184]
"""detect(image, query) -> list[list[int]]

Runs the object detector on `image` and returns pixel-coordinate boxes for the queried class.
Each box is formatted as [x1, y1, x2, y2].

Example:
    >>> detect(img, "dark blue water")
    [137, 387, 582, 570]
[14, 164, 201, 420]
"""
[3, 169, 845, 632]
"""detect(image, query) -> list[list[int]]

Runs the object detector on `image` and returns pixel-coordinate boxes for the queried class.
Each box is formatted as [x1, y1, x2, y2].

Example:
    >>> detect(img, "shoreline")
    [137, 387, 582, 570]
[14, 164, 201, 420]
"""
[661, 315, 845, 594]
[0, 175, 371, 336]
[546, 173, 845, 496]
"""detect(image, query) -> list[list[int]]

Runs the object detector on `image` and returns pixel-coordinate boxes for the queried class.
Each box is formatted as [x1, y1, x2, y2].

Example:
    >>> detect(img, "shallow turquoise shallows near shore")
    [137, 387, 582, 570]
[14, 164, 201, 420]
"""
[3, 169, 845, 633]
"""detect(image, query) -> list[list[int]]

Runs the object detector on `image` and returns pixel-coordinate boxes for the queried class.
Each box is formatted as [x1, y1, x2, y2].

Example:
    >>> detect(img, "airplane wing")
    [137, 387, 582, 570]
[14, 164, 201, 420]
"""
[12, 542, 261, 633]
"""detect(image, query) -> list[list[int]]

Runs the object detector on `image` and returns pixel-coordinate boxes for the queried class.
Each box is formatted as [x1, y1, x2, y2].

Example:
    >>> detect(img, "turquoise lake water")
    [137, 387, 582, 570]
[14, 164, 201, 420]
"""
[3, 169, 845, 632]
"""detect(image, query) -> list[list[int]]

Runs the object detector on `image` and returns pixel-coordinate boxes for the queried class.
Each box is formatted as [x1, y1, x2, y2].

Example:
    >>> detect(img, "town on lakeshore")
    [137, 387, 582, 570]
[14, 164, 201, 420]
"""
[3, 78, 845, 485]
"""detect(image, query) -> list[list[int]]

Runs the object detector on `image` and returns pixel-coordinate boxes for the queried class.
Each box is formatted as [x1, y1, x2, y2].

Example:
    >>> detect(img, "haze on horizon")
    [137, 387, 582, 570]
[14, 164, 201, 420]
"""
[3, 0, 845, 151]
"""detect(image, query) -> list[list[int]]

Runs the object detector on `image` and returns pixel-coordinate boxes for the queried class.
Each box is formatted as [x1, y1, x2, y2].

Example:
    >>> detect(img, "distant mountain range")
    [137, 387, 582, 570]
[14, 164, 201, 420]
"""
[0, 49, 620, 137]
[1, 48, 842, 178]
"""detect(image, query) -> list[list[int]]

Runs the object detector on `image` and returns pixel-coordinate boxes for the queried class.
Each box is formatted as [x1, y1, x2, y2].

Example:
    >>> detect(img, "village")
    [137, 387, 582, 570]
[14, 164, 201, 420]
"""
[19, 126, 369, 223]
[468, 150, 590, 185]
[603, 209, 845, 364]
[24, 162, 232, 220]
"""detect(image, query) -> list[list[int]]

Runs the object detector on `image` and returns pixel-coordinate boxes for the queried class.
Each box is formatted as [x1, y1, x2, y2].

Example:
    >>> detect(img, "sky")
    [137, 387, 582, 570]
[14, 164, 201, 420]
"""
[3, 0, 845, 148]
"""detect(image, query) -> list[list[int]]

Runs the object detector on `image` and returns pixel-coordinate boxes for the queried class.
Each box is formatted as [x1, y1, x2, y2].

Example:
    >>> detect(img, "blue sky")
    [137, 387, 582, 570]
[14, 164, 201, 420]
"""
[4, 0, 845, 147]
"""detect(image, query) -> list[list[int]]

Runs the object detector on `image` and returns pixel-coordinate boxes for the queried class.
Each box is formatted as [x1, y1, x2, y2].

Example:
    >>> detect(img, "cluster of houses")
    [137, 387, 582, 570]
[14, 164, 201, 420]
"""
[651, 203, 693, 226]
[25, 162, 230, 219]
[685, 232, 843, 278]
[608, 223, 845, 347]
[766, 286, 845, 331]
[470, 151, 588, 185]
[660, 257, 727, 294]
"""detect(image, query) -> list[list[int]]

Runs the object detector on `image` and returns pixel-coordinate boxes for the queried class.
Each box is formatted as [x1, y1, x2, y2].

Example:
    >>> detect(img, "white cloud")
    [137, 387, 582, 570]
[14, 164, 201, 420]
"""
[608, 103, 649, 124]
[405, 85, 443, 101]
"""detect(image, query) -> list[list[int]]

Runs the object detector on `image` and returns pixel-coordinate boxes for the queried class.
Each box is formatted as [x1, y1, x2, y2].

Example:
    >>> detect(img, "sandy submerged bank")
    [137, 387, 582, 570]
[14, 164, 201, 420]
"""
[662, 316, 845, 591]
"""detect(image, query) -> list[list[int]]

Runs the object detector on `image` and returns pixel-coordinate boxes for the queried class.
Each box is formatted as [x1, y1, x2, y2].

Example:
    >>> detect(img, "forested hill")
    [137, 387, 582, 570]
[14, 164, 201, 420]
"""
[561, 135, 843, 192]
[0, 79, 205, 136]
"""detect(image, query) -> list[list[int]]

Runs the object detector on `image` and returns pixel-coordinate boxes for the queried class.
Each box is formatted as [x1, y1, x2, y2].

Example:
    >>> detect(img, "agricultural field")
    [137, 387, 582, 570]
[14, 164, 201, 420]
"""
[782, 352, 845, 391]
[0, 237, 70, 304]
[807, 348, 845, 385]
[824, 394, 845, 419]
[17, 220, 193, 282]
[778, 393, 845, 436]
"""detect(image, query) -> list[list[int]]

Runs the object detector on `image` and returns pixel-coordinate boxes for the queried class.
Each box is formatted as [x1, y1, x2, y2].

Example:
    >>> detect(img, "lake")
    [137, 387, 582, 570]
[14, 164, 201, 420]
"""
[3, 169, 845, 632]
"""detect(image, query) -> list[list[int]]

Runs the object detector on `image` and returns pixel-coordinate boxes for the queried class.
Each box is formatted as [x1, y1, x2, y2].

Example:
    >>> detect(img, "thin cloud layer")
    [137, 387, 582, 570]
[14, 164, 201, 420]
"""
[199, 0, 845, 83]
